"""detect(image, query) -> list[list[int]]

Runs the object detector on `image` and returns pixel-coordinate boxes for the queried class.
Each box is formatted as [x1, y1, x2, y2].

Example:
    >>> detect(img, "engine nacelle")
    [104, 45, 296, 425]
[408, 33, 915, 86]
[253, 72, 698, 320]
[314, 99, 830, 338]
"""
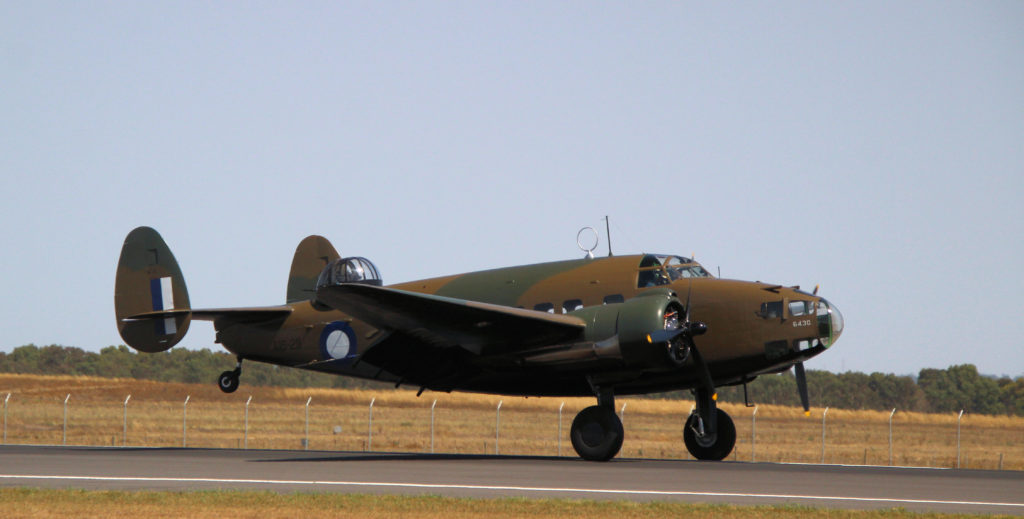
[573, 288, 684, 369]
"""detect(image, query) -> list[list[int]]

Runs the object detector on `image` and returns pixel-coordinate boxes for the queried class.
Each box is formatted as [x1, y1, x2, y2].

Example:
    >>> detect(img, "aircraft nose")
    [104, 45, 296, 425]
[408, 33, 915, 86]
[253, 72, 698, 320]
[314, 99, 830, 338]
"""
[818, 298, 844, 347]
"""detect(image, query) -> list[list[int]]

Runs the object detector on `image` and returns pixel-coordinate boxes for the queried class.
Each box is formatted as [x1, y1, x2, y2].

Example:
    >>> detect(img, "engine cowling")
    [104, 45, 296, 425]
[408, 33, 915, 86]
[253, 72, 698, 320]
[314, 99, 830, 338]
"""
[573, 288, 685, 369]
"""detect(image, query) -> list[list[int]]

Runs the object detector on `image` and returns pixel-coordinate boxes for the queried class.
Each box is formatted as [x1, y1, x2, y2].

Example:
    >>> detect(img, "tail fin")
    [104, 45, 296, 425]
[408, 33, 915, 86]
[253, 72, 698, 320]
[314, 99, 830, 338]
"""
[286, 235, 340, 303]
[114, 227, 191, 352]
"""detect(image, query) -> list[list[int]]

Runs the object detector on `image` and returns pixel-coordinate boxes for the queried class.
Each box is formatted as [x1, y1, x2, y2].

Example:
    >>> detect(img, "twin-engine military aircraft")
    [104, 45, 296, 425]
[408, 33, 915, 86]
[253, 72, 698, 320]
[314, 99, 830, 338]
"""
[115, 226, 843, 462]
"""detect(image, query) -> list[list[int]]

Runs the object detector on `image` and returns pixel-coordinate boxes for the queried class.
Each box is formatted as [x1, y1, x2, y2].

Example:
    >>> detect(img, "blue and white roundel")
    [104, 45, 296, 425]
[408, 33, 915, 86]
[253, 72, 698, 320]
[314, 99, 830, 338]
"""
[320, 321, 357, 362]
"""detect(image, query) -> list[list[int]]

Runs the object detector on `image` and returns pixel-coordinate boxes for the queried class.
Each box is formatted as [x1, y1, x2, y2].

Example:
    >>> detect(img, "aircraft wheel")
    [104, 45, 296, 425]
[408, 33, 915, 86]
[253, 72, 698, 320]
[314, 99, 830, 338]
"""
[683, 408, 735, 461]
[570, 405, 624, 461]
[218, 370, 240, 393]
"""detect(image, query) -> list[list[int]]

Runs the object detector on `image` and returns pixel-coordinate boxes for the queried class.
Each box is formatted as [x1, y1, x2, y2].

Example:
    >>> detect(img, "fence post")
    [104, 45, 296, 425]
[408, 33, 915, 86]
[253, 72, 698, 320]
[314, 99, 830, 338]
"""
[888, 408, 896, 466]
[495, 400, 503, 455]
[244, 396, 252, 449]
[821, 407, 829, 464]
[123, 395, 131, 447]
[956, 409, 964, 468]
[430, 399, 437, 454]
[558, 401, 564, 457]
[182, 395, 190, 447]
[619, 402, 627, 425]
[751, 405, 758, 462]
[63, 394, 70, 446]
[304, 397, 312, 450]
[3, 393, 10, 444]
[367, 398, 375, 452]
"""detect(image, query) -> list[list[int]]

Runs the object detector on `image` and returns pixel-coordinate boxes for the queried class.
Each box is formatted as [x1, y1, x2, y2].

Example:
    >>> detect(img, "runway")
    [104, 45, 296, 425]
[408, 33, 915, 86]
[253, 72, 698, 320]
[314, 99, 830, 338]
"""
[1, 445, 1021, 514]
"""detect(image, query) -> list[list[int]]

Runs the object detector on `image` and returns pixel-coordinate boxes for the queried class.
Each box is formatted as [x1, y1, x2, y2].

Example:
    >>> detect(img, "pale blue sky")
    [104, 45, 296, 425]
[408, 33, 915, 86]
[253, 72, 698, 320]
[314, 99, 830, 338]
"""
[2, 2, 1022, 376]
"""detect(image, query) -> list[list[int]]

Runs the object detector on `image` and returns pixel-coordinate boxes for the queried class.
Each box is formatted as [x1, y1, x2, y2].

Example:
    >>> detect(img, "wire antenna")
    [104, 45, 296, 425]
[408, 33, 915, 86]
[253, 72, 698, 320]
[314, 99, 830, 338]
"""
[604, 215, 613, 257]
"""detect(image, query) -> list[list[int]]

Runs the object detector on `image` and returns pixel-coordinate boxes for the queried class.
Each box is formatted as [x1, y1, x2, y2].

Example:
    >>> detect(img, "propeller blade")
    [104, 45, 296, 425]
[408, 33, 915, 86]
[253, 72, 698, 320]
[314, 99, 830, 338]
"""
[795, 361, 810, 416]
[683, 280, 693, 325]
[688, 335, 715, 397]
[647, 328, 685, 343]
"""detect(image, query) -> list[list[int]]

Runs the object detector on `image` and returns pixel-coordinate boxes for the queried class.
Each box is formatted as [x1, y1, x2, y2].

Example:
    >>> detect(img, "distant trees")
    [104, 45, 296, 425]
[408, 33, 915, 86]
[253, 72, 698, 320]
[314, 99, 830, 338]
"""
[0, 344, 389, 391]
[657, 365, 1021, 417]
[917, 364, 1003, 415]
[1, 344, 1022, 416]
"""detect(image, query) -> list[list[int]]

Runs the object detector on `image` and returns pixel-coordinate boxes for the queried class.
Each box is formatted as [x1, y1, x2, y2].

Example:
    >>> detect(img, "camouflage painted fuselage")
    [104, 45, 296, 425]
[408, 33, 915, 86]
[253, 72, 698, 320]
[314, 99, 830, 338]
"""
[215, 254, 839, 397]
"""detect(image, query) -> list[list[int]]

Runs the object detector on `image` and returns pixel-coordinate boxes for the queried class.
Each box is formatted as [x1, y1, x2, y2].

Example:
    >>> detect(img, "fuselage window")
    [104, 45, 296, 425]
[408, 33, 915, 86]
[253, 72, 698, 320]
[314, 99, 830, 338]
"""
[603, 294, 624, 304]
[794, 338, 821, 351]
[562, 299, 584, 313]
[533, 302, 555, 314]
[759, 301, 783, 319]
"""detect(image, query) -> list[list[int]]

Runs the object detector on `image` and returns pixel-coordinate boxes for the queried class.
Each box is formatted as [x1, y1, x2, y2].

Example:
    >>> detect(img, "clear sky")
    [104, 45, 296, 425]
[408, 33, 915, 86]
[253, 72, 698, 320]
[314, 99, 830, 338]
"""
[2, 2, 1022, 377]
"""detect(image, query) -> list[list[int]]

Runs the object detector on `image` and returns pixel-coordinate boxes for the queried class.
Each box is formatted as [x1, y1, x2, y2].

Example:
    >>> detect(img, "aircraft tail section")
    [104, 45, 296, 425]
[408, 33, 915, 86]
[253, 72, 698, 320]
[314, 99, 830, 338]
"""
[115, 226, 191, 352]
[286, 235, 340, 303]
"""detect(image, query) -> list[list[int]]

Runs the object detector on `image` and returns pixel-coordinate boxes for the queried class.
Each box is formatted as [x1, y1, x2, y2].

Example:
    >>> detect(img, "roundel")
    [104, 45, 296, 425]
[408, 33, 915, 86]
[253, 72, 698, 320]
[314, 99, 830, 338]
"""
[319, 321, 357, 361]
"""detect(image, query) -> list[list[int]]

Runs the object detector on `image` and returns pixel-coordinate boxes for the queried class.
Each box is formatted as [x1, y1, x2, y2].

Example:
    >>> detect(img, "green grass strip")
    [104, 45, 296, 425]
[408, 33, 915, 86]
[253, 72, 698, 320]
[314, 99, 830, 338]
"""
[0, 487, 1013, 519]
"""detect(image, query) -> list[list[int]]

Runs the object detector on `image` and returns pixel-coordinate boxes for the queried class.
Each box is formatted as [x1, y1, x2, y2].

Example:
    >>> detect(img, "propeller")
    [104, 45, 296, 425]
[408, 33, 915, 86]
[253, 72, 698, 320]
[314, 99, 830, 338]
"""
[649, 282, 714, 392]
[795, 361, 810, 416]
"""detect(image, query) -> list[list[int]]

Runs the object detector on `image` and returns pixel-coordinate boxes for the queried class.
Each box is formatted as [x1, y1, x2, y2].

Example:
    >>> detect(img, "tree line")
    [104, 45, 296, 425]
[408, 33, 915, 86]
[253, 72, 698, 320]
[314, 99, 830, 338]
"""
[0, 344, 389, 391]
[1, 344, 1022, 416]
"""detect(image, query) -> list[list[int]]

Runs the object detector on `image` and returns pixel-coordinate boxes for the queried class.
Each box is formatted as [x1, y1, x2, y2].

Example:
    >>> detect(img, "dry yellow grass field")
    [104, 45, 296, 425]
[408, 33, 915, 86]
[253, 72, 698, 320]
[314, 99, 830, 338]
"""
[1, 373, 1020, 470]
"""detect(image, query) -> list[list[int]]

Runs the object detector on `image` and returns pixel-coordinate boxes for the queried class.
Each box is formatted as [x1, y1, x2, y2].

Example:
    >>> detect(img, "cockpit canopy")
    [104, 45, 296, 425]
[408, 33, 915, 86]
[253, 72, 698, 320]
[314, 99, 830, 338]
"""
[316, 257, 382, 289]
[637, 254, 712, 288]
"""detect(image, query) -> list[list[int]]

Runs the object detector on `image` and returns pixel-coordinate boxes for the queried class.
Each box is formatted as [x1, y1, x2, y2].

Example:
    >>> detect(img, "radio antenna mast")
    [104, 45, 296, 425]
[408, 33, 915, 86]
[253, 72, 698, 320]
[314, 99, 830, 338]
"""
[604, 215, 613, 257]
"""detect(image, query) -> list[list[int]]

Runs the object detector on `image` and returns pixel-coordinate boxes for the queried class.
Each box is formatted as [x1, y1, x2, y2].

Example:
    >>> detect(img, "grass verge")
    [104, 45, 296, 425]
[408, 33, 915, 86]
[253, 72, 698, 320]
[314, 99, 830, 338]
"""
[0, 488, 1014, 519]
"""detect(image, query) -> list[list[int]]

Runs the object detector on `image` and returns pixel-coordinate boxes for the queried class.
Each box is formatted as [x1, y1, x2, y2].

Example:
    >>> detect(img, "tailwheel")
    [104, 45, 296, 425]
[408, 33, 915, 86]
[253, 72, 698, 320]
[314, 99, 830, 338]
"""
[218, 369, 240, 393]
[684, 407, 735, 461]
[570, 405, 624, 461]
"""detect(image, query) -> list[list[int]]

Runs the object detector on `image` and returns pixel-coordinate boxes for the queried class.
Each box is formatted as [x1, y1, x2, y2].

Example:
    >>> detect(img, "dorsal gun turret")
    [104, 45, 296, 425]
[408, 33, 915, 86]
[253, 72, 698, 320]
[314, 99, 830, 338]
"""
[316, 257, 382, 288]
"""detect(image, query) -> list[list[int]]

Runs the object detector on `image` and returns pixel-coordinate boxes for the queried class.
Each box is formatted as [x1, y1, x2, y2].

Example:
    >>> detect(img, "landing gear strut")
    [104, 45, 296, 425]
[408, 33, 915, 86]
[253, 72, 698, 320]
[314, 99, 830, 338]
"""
[218, 357, 242, 393]
[570, 387, 624, 461]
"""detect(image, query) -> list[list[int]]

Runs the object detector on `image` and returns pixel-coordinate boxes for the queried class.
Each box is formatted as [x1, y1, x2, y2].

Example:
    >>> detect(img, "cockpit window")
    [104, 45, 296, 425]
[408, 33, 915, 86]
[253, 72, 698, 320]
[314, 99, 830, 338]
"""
[637, 267, 671, 288]
[639, 254, 663, 268]
[789, 301, 811, 317]
[637, 254, 712, 288]
[667, 265, 710, 280]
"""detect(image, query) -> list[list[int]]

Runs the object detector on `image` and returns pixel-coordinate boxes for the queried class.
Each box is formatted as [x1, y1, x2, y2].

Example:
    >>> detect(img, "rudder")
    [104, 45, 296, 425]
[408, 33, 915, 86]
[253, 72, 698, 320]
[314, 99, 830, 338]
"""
[286, 235, 340, 303]
[114, 226, 191, 352]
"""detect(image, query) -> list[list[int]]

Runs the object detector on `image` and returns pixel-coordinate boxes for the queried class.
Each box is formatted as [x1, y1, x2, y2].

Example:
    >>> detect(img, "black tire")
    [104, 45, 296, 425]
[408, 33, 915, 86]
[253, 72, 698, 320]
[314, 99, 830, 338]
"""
[683, 408, 736, 461]
[218, 371, 239, 393]
[570, 405, 624, 461]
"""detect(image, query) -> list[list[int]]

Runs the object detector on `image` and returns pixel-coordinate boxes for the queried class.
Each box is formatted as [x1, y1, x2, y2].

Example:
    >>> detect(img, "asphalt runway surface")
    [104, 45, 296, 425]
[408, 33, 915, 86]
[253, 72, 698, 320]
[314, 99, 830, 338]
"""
[1, 445, 1022, 515]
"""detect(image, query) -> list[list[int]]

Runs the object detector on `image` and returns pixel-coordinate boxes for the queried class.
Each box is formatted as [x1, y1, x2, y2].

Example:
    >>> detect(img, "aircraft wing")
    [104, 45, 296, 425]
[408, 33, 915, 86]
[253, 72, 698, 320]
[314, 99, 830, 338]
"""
[316, 284, 585, 356]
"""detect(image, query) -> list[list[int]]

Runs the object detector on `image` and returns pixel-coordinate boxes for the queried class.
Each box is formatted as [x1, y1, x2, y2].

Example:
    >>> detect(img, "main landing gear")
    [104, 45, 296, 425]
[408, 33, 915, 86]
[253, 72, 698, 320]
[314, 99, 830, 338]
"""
[684, 387, 736, 460]
[570, 388, 623, 461]
[217, 357, 243, 393]
[568, 385, 737, 462]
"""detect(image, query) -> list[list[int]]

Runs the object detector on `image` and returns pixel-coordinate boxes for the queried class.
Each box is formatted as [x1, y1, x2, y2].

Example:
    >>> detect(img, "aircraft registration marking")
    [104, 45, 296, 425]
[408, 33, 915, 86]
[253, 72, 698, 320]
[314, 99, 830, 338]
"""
[0, 474, 1021, 510]
[792, 319, 812, 327]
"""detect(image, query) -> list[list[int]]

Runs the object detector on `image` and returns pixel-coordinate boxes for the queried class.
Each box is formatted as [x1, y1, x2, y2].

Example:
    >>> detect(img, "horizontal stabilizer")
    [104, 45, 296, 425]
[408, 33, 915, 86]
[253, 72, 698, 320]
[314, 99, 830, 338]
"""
[190, 306, 293, 324]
